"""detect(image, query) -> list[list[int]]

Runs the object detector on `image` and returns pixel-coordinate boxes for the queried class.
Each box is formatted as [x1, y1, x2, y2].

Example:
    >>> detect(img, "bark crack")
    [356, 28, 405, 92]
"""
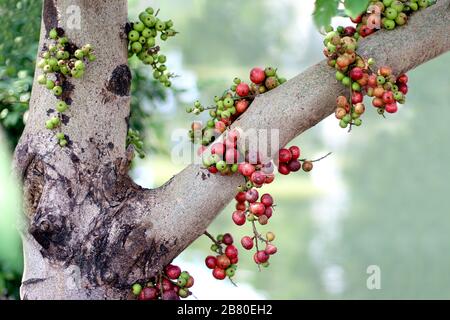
[43, 0, 58, 35]
[106, 64, 132, 97]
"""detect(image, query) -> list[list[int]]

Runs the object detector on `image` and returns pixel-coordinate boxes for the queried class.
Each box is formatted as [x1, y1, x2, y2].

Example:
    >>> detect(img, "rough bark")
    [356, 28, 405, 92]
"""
[14, 0, 450, 299]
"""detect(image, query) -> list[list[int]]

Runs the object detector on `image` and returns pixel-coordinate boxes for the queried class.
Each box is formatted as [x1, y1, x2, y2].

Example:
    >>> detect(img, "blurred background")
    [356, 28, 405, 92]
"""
[1, 0, 449, 299]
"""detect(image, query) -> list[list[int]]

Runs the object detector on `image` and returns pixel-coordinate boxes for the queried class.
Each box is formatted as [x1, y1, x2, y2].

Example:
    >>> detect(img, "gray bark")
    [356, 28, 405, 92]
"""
[13, 0, 450, 299]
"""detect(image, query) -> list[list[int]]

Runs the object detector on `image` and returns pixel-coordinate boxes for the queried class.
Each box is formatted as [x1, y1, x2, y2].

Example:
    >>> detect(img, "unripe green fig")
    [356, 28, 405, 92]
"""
[49, 28, 58, 40]
[133, 21, 145, 32]
[37, 74, 47, 85]
[384, 8, 398, 20]
[390, 0, 404, 12]
[128, 30, 140, 41]
[131, 41, 142, 53]
[383, 18, 396, 30]
[56, 101, 68, 112]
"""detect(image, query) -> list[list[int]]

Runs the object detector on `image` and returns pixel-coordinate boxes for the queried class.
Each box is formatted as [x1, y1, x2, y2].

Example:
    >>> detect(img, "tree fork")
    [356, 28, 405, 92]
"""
[13, 0, 450, 299]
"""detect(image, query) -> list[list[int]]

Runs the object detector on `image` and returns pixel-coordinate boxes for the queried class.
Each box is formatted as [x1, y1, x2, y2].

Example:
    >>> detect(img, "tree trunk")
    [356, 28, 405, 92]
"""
[14, 0, 450, 299]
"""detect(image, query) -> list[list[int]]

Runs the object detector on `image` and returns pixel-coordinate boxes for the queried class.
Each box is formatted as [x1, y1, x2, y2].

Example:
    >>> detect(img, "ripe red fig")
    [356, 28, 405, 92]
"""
[208, 166, 218, 174]
[385, 102, 398, 113]
[368, 74, 377, 88]
[159, 278, 174, 291]
[241, 236, 254, 250]
[265, 244, 278, 255]
[349, 67, 364, 81]
[235, 202, 246, 211]
[245, 188, 259, 203]
[225, 245, 238, 259]
[236, 82, 250, 97]
[344, 26, 356, 36]
[250, 67, 266, 84]
[278, 163, 290, 175]
[350, 15, 362, 23]
[289, 146, 300, 159]
[359, 25, 374, 37]
[235, 99, 249, 113]
[213, 267, 226, 280]
[162, 290, 180, 300]
[235, 192, 246, 203]
[223, 233, 234, 245]
[397, 74, 408, 84]
[205, 255, 217, 269]
[264, 174, 275, 184]
[239, 162, 255, 177]
[264, 207, 273, 219]
[287, 159, 301, 172]
[165, 264, 181, 280]
[261, 193, 273, 207]
[382, 91, 394, 104]
[250, 171, 266, 185]
[351, 91, 363, 104]
[249, 202, 266, 217]
[254, 250, 269, 264]
[278, 148, 292, 163]
[398, 84, 408, 94]
[139, 287, 158, 300]
[232, 210, 246, 226]
[216, 255, 231, 269]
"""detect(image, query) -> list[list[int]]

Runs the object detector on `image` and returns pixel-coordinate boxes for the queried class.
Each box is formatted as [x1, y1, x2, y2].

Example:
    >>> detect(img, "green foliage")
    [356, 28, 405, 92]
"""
[344, 0, 370, 18]
[313, 0, 370, 28]
[0, 0, 42, 149]
[128, 57, 179, 156]
[0, 265, 21, 300]
[0, 0, 40, 300]
[175, 0, 294, 68]
[313, 0, 339, 29]
[0, 135, 22, 300]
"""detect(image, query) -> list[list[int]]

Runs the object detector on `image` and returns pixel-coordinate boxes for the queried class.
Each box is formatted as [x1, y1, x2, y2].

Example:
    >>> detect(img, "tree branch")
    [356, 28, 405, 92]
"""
[15, 0, 450, 300]
[148, 0, 450, 269]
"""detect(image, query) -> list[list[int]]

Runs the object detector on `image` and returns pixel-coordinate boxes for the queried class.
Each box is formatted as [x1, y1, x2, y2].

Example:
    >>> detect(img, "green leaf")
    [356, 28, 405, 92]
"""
[313, 0, 339, 29]
[344, 0, 370, 18]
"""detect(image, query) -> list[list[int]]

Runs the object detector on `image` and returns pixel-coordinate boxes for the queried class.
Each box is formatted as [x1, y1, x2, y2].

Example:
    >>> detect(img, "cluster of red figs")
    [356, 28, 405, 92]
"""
[277, 146, 313, 175]
[205, 233, 239, 280]
[189, 67, 328, 281]
[322, 1, 413, 129]
[187, 66, 286, 147]
[334, 65, 409, 128]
